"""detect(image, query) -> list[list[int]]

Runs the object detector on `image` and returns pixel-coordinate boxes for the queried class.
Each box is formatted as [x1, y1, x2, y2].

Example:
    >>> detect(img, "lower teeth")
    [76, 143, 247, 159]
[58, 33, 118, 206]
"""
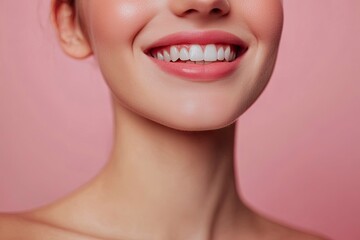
[183, 61, 221, 64]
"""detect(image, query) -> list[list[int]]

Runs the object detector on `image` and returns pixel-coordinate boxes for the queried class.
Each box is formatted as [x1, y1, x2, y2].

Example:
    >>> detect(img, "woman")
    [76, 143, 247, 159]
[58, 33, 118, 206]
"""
[0, 0, 328, 239]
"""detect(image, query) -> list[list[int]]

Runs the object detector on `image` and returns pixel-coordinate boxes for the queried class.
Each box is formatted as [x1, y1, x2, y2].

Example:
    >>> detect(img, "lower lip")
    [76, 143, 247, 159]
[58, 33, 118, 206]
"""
[148, 56, 243, 82]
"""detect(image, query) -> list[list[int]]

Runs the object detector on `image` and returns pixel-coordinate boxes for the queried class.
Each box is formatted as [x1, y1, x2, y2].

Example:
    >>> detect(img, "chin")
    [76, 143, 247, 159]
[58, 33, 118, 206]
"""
[148, 108, 242, 132]
[158, 120, 236, 132]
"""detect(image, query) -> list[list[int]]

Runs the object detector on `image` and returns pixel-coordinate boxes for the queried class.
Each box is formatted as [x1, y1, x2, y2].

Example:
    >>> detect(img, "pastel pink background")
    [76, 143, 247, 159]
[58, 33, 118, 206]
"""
[1, 1, 359, 239]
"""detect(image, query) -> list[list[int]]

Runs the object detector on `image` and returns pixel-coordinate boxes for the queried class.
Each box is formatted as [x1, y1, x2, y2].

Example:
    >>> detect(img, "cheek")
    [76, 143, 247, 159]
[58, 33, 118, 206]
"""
[239, 0, 283, 42]
[84, 0, 157, 47]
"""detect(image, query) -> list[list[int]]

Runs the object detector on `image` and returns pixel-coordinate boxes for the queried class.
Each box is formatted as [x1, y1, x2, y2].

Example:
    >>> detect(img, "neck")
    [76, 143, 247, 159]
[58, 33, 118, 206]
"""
[30, 100, 251, 240]
[96, 100, 246, 239]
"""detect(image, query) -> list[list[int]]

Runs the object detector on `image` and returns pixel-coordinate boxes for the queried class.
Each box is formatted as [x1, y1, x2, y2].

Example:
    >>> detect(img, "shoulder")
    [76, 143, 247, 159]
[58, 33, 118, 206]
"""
[252, 214, 331, 240]
[0, 213, 98, 240]
[0, 214, 29, 239]
[285, 230, 330, 240]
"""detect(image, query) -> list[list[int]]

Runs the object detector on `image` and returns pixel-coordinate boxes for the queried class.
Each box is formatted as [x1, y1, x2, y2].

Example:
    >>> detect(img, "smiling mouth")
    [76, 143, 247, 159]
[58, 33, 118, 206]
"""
[143, 31, 249, 81]
[147, 44, 247, 64]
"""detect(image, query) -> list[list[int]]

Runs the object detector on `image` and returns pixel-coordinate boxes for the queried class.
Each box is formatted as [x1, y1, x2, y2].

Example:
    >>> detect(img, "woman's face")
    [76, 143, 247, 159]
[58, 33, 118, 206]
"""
[75, 0, 283, 131]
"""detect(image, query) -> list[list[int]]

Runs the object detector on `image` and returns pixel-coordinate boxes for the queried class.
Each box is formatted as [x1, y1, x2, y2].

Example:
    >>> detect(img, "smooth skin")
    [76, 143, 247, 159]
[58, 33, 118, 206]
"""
[0, 0, 329, 239]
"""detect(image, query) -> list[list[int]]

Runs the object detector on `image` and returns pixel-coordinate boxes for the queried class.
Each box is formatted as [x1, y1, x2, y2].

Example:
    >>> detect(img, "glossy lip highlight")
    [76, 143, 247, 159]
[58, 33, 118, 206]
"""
[144, 30, 249, 81]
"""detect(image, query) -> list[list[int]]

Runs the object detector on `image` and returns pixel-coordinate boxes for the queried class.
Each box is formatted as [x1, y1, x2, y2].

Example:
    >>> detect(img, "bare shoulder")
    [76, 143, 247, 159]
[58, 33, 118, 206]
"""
[284, 229, 330, 240]
[253, 213, 331, 240]
[0, 213, 30, 239]
[0, 213, 98, 240]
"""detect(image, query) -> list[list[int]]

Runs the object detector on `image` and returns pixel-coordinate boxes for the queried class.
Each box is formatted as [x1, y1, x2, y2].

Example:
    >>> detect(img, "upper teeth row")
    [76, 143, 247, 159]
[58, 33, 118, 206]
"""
[151, 44, 237, 62]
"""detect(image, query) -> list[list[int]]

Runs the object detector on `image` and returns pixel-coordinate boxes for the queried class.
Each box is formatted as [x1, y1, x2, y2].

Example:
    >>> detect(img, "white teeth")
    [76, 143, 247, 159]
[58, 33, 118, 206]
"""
[163, 50, 171, 62]
[153, 44, 237, 63]
[204, 44, 217, 62]
[217, 47, 225, 61]
[189, 45, 204, 61]
[224, 46, 231, 62]
[230, 52, 236, 61]
[179, 48, 190, 61]
[157, 52, 164, 61]
[170, 46, 179, 62]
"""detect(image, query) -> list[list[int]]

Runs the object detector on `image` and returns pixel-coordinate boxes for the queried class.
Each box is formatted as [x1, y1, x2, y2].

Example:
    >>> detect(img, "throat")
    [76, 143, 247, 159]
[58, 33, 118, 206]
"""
[86, 119, 243, 238]
[28, 106, 246, 240]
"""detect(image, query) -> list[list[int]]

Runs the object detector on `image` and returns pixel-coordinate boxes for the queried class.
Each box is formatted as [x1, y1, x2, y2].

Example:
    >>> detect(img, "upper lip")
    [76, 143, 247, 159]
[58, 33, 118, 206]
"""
[143, 30, 249, 54]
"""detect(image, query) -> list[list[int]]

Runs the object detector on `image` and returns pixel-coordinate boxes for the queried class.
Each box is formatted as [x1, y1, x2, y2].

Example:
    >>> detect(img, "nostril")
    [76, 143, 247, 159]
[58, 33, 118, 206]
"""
[184, 9, 197, 15]
[210, 8, 222, 15]
[183, 8, 225, 17]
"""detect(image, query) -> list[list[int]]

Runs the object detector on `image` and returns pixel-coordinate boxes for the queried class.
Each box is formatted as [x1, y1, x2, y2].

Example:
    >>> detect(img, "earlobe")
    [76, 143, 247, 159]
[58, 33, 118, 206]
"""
[51, 1, 92, 59]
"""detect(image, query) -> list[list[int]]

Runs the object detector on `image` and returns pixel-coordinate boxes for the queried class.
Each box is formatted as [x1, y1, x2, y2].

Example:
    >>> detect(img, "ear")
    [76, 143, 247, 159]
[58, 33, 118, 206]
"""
[51, 0, 92, 59]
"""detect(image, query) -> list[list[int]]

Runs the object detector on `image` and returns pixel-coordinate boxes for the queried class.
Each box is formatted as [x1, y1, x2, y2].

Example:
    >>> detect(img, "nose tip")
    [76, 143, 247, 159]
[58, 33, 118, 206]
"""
[170, 0, 230, 18]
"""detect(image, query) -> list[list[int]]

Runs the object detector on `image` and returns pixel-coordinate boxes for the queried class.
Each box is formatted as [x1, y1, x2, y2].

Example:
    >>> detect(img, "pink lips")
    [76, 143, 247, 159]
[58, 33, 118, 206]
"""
[144, 30, 248, 82]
